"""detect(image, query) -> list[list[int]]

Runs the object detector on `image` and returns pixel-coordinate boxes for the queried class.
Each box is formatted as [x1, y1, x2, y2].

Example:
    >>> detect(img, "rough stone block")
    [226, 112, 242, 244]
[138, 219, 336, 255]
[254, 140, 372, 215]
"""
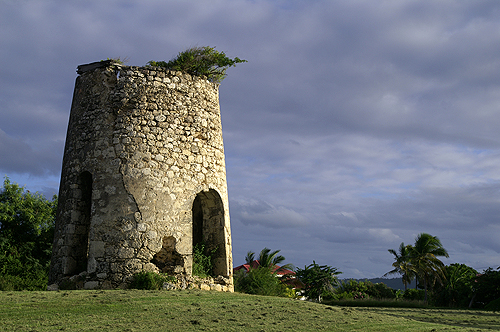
[47, 284, 59, 291]
[210, 284, 222, 292]
[89, 241, 105, 257]
[118, 247, 135, 259]
[84, 281, 100, 289]
[137, 223, 147, 232]
[200, 283, 211, 291]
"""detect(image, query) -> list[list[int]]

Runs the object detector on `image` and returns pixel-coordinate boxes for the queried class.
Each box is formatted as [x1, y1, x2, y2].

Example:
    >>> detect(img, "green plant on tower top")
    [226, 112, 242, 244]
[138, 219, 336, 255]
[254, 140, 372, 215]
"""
[147, 46, 247, 83]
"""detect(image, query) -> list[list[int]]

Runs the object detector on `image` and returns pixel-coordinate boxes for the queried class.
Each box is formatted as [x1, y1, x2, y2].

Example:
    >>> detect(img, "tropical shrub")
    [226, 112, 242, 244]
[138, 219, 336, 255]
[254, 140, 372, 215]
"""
[337, 279, 368, 296]
[431, 263, 478, 307]
[295, 261, 341, 302]
[395, 289, 405, 299]
[403, 288, 425, 301]
[235, 247, 295, 297]
[234, 267, 292, 297]
[371, 281, 397, 299]
[147, 46, 247, 83]
[484, 297, 500, 311]
[334, 279, 396, 300]
[324, 290, 353, 301]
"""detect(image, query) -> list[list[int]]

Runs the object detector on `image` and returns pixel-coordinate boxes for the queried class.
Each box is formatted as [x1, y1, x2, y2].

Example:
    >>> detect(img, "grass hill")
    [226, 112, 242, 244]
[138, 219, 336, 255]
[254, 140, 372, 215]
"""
[0, 289, 498, 331]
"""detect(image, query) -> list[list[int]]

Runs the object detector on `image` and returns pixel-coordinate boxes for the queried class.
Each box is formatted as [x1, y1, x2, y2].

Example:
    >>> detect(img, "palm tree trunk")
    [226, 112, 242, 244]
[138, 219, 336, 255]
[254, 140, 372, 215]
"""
[468, 293, 476, 308]
[424, 278, 428, 303]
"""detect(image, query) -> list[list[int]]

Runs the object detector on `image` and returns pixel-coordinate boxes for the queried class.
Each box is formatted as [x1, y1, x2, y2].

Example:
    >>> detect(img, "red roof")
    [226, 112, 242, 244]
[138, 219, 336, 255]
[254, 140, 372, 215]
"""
[233, 260, 295, 276]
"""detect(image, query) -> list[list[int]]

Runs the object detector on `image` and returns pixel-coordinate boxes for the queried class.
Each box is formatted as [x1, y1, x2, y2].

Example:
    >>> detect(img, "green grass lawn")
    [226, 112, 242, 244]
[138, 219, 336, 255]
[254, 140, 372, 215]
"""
[0, 290, 498, 331]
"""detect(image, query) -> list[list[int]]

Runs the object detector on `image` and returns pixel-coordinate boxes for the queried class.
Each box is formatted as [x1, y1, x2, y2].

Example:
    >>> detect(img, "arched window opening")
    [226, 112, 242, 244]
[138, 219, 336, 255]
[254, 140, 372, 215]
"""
[192, 189, 227, 277]
[71, 171, 92, 275]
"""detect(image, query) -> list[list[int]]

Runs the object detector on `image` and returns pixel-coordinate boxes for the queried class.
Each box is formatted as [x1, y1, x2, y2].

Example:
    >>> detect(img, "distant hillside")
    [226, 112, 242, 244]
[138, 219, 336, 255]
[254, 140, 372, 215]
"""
[339, 277, 416, 290]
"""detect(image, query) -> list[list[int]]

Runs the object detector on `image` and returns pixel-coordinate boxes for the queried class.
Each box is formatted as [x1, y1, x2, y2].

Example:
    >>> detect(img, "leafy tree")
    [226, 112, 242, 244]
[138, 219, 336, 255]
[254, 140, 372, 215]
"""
[409, 233, 449, 303]
[147, 46, 247, 83]
[384, 242, 415, 291]
[0, 177, 57, 290]
[295, 261, 341, 302]
[431, 263, 477, 307]
[472, 267, 500, 309]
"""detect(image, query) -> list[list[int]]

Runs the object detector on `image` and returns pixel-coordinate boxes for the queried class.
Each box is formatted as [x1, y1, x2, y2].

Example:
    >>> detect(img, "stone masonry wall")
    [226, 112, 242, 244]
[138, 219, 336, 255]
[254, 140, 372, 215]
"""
[49, 61, 232, 290]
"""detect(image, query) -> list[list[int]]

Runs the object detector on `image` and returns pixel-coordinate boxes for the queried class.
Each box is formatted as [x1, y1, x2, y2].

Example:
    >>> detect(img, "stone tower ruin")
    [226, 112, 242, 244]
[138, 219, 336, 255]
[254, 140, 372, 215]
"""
[49, 60, 232, 290]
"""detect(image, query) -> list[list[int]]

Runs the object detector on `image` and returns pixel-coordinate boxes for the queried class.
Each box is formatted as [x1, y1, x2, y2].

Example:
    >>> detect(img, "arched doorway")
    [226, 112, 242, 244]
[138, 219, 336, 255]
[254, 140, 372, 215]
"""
[69, 171, 92, 275]
[192, 189, 227, 276]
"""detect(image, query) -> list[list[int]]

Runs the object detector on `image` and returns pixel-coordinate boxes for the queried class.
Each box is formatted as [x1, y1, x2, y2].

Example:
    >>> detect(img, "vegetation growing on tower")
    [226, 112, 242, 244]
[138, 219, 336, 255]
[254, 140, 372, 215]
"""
[147, 46, 247, 83]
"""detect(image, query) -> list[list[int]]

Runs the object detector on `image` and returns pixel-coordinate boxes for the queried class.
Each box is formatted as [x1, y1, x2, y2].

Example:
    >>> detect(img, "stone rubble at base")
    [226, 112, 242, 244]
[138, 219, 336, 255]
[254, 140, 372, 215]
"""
[47, 272, 233, 292]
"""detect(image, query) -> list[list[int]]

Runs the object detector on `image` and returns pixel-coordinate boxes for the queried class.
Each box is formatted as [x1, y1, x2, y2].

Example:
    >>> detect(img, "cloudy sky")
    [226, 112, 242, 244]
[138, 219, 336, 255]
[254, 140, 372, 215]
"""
[1, 0, 499, 279]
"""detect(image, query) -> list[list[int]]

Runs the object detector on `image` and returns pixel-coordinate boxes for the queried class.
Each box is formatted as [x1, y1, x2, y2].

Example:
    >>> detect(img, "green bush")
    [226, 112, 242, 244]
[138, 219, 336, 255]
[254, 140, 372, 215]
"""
[192, 242, 217, 278]
[403, 288, 425, 301]
[370, 282, 396, 299]
[147, 46, 247, 83]
[0, 272, 48, 291]
[234, 267, 291, 297]
[395, 289, 404, 299]
[333, 280, 396, 301]
[484, 297, 500, 311]
[338, 279, 368, 295]
[325, 280, 427, 307]
[324, 290, 353, 301]
[129, 271, 176, 290]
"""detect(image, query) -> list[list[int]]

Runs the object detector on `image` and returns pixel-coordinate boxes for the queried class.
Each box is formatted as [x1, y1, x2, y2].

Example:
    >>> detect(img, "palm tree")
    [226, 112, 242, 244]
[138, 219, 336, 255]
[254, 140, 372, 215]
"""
[384, 242, 415, 291]
[245, 251, 255, 265]
[410, 233, 449, 303]
[245, 247, 293, 274]
[257, 247, 294, 273]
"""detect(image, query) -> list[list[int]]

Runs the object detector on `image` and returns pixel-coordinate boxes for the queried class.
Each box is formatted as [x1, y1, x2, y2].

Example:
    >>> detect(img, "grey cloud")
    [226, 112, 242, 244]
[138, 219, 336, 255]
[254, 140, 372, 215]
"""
[0, 129, 63, 176]
[231, 199, 308, 229]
